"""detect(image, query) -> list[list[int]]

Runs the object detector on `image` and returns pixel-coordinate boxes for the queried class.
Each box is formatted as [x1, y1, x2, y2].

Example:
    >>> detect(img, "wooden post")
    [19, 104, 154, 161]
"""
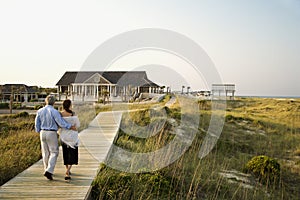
[9, 86, 13, 114]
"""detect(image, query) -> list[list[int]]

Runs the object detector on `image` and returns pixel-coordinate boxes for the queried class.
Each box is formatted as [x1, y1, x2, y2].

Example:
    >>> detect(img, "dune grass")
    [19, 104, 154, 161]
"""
[0, 113, 41, 186]
[91, 97, 300, 200]
[71, 95, 170, 131]
[1, 97, 299, 199]
[0, 99, 168, 186]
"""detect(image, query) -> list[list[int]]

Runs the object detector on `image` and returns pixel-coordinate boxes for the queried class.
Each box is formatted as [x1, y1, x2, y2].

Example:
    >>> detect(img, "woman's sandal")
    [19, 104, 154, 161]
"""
[65, 172, 71, 181]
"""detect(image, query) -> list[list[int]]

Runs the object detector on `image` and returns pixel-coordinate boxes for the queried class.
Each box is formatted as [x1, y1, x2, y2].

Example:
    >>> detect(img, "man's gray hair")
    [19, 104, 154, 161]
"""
[45, 95, 56, 105]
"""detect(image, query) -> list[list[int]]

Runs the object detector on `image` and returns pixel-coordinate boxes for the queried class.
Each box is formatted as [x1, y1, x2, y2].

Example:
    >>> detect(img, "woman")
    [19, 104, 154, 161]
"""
[59, 99, 80, 180]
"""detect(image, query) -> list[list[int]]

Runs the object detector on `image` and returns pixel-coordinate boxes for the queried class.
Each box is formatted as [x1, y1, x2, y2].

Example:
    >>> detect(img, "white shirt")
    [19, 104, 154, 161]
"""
[59, 116, 80, 149]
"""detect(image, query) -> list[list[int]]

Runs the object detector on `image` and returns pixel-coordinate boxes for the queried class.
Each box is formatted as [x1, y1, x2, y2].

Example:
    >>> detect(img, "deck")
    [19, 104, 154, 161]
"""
[0, 111, 122, 200]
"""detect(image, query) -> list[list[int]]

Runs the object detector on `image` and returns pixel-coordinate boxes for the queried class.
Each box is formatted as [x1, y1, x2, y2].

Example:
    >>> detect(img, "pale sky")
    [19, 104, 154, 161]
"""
[0, 0, 299, 96]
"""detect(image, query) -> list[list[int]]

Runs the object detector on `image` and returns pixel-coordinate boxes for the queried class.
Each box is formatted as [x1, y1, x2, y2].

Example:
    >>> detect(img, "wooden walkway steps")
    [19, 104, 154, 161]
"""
[0, 111, 122, 200]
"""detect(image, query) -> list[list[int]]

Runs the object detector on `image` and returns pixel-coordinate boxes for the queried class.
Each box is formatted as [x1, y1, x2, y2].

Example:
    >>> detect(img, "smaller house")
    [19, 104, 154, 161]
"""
[0, 84, 39, 102]
[56, 71, 161, 102]
[211, 84, 235, 100]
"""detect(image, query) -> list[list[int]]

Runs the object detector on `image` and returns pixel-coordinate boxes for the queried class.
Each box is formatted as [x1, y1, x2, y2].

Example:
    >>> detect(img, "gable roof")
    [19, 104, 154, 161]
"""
[83, 73, 111, 84]
[56, 71, 160, 87]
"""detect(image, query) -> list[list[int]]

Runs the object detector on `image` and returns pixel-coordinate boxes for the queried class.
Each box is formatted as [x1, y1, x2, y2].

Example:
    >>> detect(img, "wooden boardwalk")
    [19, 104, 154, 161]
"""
[0, 111, 122, 200]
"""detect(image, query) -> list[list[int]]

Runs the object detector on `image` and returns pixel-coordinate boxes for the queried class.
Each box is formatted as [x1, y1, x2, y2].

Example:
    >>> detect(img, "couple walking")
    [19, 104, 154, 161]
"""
[35, 95, 80, 181]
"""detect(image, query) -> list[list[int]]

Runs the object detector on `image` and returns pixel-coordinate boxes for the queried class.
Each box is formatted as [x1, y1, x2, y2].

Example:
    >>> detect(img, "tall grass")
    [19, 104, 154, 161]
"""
[71, 96, 170, 131]
[91, 97, 300, 199]
[0, 113, 41, 186]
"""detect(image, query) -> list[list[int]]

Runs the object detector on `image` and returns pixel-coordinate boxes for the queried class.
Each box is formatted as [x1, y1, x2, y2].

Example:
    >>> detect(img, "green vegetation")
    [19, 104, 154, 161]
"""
[70, 103, 98, 131]
[0, 102, 26, 109]
[1, 96, 300, 199]
[0, 102, 99, 186]
[243, 155, 280, 186]
[91, 97, 300, 200]
[68, 95, 171, 131]
[0, 103, 9, 109]
[92, 164, 178, 200]
[0, 102, 44, 110]
[0, 112, 41, 186]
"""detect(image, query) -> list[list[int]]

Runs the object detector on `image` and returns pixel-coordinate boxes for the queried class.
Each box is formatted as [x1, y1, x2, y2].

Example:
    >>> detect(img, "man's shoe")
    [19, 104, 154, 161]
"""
[44, 171, 53, 180]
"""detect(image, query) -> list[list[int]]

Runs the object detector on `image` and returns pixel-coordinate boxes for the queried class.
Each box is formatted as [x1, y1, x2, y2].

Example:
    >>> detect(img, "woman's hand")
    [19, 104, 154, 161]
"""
[70, 125, 77, 131]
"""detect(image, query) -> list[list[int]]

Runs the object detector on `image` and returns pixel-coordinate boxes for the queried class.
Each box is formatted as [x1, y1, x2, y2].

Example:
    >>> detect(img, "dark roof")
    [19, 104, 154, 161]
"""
[1, 84, 38, 93]
[56, 71, 160, 87]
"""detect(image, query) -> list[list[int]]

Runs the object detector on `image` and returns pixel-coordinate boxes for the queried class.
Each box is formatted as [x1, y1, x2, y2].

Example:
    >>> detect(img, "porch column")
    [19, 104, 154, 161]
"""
[96, 85, 99, 99]
[24, 94, 28, 102]
[71, 85, 74, 98]
[58, 86, 62, 100]
[68, 85, 71, 96]
[109, 85, 112, 96]
[123, 86, 126, 101]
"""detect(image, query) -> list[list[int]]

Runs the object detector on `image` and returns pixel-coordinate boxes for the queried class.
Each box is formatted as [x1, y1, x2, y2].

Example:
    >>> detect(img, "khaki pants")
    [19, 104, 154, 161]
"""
[40, 130, 59, 174]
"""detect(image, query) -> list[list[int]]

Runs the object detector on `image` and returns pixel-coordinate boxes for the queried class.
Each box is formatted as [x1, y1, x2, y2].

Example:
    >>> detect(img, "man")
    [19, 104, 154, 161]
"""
[35, 95, 76, 180]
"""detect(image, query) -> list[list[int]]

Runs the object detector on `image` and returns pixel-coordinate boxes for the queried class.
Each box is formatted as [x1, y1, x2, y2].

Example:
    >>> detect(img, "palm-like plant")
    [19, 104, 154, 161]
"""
[187, 86, 191, 94]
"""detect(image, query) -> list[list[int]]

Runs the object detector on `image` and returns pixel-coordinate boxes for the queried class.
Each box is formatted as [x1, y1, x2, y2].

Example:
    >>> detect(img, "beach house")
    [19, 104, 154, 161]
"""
[0, 84, 39, 102]
[56, 71, 161, 102]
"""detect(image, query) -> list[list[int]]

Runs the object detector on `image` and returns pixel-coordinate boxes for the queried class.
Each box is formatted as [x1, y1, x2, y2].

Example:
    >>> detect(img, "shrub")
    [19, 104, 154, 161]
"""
[34, 105, 43, 110]
[225, 114, 235, 122]
[12, 103, 22, 109]
[98, 98, 104, 104]
[14, 111, 29, 118]
[29, 99, 38, 102]
[0, 103, 9, 109]
[243, 155, 280, 186]
[225, 114, 250, 122]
